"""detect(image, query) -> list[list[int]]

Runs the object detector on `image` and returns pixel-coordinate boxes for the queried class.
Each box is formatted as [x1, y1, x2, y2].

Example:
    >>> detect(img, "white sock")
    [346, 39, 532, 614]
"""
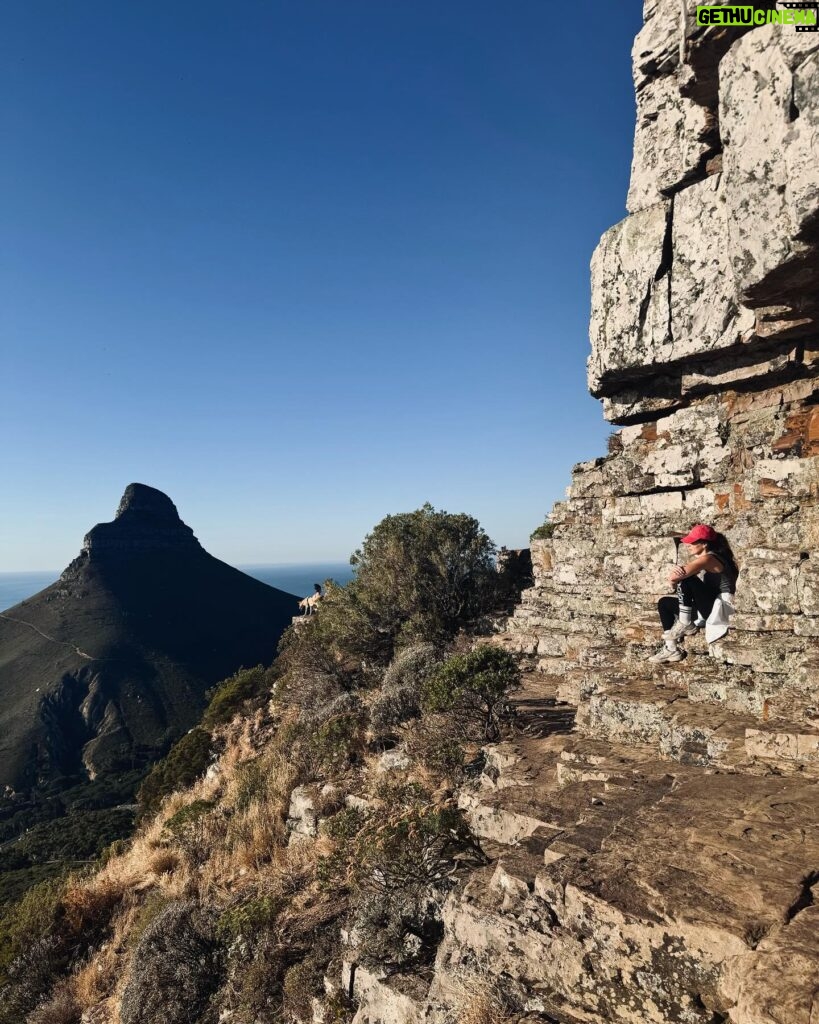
[665, 637, 679, 652]
[678, 607, 693, 626]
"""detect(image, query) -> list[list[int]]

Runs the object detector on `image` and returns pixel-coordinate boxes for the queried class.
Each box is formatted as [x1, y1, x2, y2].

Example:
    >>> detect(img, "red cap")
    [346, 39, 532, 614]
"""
[680, 524, 718, 545]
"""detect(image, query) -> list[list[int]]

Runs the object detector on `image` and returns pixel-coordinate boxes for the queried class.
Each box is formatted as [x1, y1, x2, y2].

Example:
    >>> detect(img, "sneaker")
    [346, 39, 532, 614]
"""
[647, 645, 685, 663]
[668, 619, 698, 641]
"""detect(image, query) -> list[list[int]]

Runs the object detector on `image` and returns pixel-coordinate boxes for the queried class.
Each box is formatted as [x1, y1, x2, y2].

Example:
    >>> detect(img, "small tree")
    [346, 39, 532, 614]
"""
[348, 503, 500, 662]
[421, 646, 520, 740]
[277, 505, 502, 678]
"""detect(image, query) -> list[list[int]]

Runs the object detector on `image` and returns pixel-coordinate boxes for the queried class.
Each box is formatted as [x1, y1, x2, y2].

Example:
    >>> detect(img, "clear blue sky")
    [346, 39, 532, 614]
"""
[1, 1, 642, 571]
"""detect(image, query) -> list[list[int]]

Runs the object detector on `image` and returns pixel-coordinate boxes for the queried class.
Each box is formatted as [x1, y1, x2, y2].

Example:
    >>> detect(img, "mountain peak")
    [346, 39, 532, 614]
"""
[1, 484, 298, 791]
[116, 483, 183, 522]
[81, 483, 200, 558]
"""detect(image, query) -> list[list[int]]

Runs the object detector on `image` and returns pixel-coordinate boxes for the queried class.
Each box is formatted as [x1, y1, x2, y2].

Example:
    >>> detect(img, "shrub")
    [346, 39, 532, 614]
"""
[323, 993, 356, 1023]
[202, 665, 275, 730]
[421, 646, 520, 740]
[369, 687, 420, 740]
[352, 804, 484, 896]
[119, 901, 224, 1024]
[0, 936, 64, 1024]
[348, 504, 500, 659]
[344, 802, 486, 969]
[127, 891, 170, 949]
[352, 886, 440, 969]
[282, 958, 318, 1022]
[27, 984, 81, 1024]
[163, 799, 215, 837]
[0, 875, 67, 985]
[308, 713, 366, 776]
[60, 876, 125, 943]
[223, 933, 288, 1022]
[0, 874, 124, 1020]
[276, 602, 365, 697]
[137, 728, 212, 815]
[317, 807, 369, 887]
[163, 800, 216, 866]
[381, 643, 442, 692]
[292, 697, 367, 780]
[530, 519, 556, 541]
[280, 507, 501, 678]
[403, 716, 466, 779]
[217, 893, 285, 941]
[369, 643, 442, 741]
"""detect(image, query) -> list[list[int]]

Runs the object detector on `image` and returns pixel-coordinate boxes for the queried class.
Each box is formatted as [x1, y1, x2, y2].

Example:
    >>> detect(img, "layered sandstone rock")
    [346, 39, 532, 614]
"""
[333, 11, 819, 1024]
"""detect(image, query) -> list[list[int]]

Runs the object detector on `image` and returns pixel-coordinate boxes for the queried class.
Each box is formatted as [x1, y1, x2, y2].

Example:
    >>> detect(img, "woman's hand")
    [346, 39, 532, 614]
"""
[667, 565, 686, 584]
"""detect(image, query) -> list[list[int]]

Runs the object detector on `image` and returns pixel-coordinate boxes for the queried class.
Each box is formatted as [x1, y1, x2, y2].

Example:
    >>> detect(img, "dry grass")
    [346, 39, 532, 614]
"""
[27, 983, 81, 1024]
[147, 848, 180, 877]
[38, 706, 313, 1023]
[446, 973, 515, 1024]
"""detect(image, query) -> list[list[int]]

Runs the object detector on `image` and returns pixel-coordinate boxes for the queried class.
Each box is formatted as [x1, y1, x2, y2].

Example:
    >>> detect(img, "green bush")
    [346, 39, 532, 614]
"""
[137, 728, 212, 815]
[128, 891, 171, 950]
[369, 643, 442, 741]
[163, 800, 215, 838]
[404, 717, 466, 778]
[345, 802, 486, 969]
[349, 504, 500, 657]
[421, 646, 520, 740]
[280, 506, 501, 678]
[530, 519, 556, 541]
[0, 875, 67, 985]
[308, 713, 366, 776]
[202, 665, 274, 730]
[216, 894, 284, 942]
[119, 901, 224, 1024]
[282, 959, 318, 1022]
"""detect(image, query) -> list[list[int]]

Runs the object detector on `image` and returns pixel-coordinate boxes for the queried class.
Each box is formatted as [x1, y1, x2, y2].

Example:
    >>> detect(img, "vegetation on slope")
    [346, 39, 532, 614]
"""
[0, 505, 523, 1024]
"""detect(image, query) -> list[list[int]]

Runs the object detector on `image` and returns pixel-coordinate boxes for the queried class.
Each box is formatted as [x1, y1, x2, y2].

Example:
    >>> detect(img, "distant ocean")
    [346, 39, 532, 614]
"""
[0, 562, 355, 612]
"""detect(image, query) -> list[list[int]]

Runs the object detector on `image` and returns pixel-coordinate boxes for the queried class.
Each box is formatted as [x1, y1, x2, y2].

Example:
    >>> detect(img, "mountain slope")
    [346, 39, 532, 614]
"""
[0, 484, 298, 791]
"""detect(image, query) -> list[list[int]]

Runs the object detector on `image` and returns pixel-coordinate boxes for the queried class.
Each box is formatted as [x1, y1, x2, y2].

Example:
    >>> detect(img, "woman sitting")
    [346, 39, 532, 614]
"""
[649, 524, 739, 664]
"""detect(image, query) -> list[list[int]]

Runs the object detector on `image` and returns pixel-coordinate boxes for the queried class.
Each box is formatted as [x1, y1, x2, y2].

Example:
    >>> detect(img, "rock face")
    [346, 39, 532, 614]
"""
[0, 484, 298, 791]
[591, 11, 819, 421]
[339, 12, 819, 1024]
[81, 483, 201, 557]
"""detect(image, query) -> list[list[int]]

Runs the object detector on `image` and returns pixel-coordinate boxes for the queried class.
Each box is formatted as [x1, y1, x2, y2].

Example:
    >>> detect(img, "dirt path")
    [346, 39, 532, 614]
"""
[0, 612, 97, 661]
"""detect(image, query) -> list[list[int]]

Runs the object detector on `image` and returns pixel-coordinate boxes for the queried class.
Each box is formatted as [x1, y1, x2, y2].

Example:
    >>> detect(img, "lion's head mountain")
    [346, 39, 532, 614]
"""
[0, 483, 297, 792]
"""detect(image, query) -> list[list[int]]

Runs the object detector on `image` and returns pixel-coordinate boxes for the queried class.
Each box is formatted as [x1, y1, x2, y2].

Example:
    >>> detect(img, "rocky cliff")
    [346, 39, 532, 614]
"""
[0, 484, 297, 791]
[410, 8, 819, 1024]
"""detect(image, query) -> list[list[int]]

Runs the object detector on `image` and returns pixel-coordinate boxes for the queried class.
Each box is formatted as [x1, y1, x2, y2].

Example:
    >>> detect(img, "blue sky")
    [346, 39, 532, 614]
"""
[1, 1, 642, 571]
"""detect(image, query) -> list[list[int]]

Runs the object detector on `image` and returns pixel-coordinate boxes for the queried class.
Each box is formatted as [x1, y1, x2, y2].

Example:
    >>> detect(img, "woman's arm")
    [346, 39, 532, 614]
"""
[667, 554, 710, 584]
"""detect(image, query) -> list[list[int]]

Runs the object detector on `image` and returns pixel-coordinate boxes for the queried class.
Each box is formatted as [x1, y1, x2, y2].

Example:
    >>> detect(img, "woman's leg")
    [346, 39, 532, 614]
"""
[678, 577, 717, 623]
[650, 596, 686, 661]
[658, 596, 678, 631]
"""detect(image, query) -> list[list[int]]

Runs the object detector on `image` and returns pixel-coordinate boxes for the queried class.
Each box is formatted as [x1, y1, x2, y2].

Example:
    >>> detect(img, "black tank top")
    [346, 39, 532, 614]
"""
[704, 548, 737, 594]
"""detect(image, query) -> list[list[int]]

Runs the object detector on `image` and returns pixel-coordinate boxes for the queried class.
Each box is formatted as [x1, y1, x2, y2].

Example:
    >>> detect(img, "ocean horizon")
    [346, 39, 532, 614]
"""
[0, 561, 356, 613]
